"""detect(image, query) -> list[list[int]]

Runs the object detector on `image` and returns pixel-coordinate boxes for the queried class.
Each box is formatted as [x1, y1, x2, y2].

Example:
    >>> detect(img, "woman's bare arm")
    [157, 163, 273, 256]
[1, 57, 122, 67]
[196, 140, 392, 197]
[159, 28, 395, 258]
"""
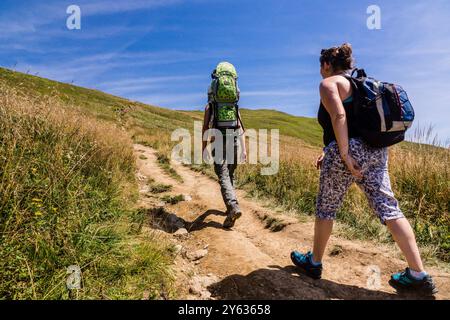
[202, 104, 211, 152]
[320, 78, 362, 178]
[320, 79, 349, 160]
[237, 110, 247, 161]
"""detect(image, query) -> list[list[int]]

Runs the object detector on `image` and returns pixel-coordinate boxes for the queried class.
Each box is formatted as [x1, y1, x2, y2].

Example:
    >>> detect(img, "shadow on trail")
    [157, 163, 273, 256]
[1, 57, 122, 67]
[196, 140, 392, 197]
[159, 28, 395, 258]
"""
[147, 207, 226, 233]
[147, 208, 435, 300]
[187, 209, 227, 232]
[208, 265, 435, 300]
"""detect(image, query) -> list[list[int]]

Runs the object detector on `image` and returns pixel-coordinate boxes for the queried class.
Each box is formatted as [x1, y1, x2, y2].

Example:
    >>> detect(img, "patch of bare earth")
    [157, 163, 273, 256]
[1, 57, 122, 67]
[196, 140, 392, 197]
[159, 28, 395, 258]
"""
[134, 144, 450, 300]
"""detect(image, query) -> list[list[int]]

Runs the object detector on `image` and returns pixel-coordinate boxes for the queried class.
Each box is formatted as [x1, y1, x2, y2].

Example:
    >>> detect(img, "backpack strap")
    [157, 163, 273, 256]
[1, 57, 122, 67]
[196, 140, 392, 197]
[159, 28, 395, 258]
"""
[206, 102, 216, 129]
[350, 68, 367, 78]
[236, 104, 245, 133]
[211, 69, 217, 79]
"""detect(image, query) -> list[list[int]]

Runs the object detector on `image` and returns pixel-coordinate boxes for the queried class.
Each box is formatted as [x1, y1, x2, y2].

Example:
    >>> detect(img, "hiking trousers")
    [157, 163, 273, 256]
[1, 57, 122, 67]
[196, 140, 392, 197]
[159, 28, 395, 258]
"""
[316, 138, 404, 225]
[212, 134, 240, 214]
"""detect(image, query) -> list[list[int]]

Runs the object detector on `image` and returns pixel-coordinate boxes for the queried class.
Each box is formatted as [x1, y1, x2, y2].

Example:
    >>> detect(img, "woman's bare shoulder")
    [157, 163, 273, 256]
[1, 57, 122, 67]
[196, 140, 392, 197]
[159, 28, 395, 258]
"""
[320, 77, 338, 92]
[322, 75, 350, 89]
[323, 75, 348, 84]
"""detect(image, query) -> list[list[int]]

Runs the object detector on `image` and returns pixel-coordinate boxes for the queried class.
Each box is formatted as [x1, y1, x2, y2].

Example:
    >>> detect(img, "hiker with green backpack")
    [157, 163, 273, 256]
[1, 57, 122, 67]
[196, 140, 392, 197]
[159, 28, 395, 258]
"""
[202, 62, 246, 228]
[290, 43, 438, 295]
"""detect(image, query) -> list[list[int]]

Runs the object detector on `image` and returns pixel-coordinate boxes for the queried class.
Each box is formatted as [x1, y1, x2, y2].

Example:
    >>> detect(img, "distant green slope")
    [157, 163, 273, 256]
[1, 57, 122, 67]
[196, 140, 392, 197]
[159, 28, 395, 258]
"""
[0, 67, 193, 128]
[0, 67, 322, 146]
[187, 109, 322, 146]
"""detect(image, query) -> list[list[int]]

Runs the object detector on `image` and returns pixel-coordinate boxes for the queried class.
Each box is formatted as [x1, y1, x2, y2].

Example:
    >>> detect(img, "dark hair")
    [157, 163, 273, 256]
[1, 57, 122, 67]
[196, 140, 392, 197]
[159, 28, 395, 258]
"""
[320, 43, 354, 71]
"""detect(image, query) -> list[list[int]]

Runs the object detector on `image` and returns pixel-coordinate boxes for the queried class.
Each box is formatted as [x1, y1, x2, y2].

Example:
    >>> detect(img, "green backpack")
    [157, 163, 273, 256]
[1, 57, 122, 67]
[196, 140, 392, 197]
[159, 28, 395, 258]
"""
[208, 62, 242, 130]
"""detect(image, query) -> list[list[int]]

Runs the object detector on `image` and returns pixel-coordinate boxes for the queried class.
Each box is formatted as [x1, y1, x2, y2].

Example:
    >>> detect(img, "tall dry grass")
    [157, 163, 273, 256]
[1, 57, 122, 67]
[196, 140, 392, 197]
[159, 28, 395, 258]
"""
[236, 133, 449, 262]
[0, 85, 173, 299]
[389, 133, 449, 258]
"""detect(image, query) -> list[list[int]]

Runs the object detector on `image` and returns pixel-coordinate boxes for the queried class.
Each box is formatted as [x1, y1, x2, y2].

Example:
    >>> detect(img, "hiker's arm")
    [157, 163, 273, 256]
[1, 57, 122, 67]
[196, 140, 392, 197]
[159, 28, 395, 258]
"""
[238, 111, 247, 158]
[202, 104, 210, 152]
[320, 80, 349, 159]
[320, 79, 362, 178]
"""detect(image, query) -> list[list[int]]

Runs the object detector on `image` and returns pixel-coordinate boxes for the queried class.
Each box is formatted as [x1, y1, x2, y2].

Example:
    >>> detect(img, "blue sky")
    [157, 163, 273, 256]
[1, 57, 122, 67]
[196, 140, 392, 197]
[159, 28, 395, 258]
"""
[1, 0, 449, 143]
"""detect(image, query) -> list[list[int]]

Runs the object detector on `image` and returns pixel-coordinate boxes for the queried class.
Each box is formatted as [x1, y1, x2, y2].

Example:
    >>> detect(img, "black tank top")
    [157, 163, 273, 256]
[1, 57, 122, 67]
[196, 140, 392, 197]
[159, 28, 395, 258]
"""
[317, 95, 360, 147]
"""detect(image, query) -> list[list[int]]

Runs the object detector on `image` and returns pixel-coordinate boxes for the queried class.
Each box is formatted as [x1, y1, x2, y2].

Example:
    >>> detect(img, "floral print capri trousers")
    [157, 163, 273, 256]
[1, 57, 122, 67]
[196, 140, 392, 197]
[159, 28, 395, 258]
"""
[316, 138, 404, 225]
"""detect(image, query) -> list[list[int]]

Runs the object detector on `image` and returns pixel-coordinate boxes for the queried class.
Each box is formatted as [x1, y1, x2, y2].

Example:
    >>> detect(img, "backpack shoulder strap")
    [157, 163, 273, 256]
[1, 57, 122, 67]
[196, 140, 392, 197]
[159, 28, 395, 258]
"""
[236, 104, 245, 132]
[350, 68, 367, 78]
[206, 102, 215, 129]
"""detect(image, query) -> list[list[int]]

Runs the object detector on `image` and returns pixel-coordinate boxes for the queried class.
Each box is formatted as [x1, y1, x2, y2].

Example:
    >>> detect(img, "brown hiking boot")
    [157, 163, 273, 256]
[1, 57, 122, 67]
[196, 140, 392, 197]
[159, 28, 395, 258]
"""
[223, 209, 242, 228]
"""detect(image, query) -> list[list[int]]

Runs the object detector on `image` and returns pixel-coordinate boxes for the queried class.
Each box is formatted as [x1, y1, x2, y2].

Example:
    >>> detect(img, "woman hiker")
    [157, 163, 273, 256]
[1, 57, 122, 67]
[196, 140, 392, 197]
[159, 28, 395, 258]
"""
[290, 43, 438, 295]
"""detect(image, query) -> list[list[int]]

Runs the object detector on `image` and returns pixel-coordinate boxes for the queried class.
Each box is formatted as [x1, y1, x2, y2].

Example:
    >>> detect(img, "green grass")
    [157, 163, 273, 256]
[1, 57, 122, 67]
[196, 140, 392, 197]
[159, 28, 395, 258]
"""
[0, 81, 174, 299]
[161, 195, 185, 205]
[0, 67, 196, 137]
[156, 153, 184, 183]
[235, 143, 449, 262]
[149, 183, 173, 194]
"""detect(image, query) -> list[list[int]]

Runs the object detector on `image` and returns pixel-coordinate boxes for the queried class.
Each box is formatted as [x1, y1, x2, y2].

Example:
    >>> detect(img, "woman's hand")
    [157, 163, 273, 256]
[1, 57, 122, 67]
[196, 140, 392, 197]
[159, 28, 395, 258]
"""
[342, 154, 363, 179]
[202, 146, 211, 163]
[316, 152, 325, 169]
[240, 150, 247, 163]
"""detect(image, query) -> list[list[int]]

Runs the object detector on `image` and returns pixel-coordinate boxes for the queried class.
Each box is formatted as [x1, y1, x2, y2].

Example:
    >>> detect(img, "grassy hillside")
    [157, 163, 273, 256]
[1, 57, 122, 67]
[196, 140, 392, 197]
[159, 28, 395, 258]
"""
[236, 140, 449, 261]
[0, 67, 323, 146]
[1, 64, 448, 279]
[0, 70, 176, 299]
[0, 67, 194, 129]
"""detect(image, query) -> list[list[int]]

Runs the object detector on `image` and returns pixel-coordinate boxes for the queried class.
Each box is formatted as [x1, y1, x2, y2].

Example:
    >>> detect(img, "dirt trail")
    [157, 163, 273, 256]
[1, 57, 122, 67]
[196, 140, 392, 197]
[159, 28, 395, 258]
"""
[134, 144, 449, 300]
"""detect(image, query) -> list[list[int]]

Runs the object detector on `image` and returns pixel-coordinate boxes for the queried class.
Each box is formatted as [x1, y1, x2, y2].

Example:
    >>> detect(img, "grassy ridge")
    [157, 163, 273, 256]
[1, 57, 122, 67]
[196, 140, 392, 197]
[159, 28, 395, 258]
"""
[0, 67, 322, 147]
[0, 67, 193, 127]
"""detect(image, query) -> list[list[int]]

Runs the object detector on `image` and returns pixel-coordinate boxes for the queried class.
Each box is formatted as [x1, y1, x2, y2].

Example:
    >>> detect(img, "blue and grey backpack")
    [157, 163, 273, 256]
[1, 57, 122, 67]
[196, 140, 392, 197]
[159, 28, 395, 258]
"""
[345, 68, 415, 147]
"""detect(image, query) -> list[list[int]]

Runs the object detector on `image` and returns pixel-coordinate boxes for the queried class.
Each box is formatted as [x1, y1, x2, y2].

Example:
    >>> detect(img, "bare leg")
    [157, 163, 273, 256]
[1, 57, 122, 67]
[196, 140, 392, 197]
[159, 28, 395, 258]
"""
[312, 218, 334, 263]
[386, 218, 424, 272]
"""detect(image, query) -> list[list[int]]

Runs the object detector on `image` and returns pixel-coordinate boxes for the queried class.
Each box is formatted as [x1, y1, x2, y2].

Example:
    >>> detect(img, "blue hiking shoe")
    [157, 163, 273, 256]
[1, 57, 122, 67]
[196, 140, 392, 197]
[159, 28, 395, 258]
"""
[389, 268, 438, 296]
[290, 251, 322, 279]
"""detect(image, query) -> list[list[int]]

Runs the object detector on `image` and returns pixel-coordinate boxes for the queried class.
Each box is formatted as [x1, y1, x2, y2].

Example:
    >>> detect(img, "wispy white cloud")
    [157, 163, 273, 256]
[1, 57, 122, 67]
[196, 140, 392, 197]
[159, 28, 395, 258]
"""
[101, 75, 203, 88]
[81, 0, 183, 16]
[130, 92, 204, 108]
[12, 50, 204, 84]
[0, 0, 182, 41]
[242, 89, 315, 97]
[101, 75, 203, 94]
